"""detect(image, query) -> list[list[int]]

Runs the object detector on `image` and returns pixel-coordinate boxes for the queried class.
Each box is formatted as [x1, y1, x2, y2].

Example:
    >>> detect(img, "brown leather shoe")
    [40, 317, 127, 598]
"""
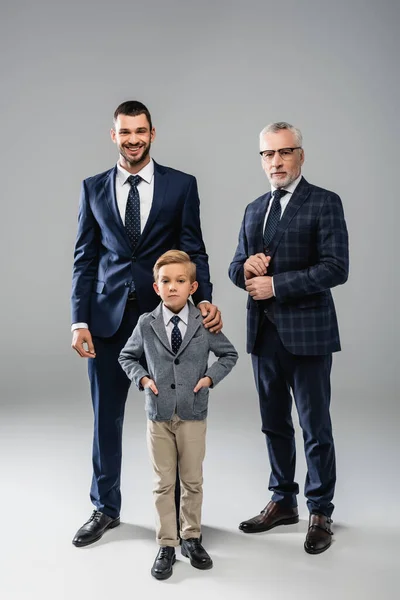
[239, 500, 299, 533]
[304, 513, 333, 554]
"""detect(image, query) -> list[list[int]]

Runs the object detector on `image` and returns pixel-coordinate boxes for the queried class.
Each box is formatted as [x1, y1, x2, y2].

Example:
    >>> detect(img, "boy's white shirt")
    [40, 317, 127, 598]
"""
[162, 302, 189, 348]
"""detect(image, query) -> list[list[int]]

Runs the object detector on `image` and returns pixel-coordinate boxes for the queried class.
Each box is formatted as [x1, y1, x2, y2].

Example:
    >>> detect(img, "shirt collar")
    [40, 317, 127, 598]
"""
[271, 173, 302, 196]
[162, 302, 189, 326]
[117, 158, 154, 185]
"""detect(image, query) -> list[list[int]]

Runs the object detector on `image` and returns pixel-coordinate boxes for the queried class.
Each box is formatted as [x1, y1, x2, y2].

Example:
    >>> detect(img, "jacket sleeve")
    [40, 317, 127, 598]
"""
[179, 176, 213, 305]
[71, 180, 100, 325]
[118, 318, 150, 389]
[204, 330, 238, 387]
[228, 206, 249, 291]
[273, 193, 349, 301]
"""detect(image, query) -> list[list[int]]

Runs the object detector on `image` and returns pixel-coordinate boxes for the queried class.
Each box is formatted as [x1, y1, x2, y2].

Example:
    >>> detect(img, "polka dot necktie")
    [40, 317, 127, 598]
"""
[263, 188, 288, 250]
[171, 316, 182, 354]
[125, 175, 142, 248]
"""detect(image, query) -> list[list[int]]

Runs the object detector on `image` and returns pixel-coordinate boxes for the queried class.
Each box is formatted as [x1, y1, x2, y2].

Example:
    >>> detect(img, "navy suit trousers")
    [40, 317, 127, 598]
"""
[88, 300, 140, 518]
[252, 316, 335, 517]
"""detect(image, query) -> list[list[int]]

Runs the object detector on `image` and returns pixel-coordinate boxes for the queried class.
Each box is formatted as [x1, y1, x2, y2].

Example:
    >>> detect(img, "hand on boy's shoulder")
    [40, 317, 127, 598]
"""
[197, 302, 223, 333]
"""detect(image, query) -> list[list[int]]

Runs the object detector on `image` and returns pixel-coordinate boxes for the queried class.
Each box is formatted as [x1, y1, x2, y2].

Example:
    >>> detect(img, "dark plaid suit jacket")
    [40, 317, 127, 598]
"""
[229, 177, 349, 356]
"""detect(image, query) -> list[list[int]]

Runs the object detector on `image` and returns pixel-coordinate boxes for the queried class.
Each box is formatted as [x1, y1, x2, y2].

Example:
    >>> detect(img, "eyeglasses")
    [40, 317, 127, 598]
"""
[259, 147, 302, 161]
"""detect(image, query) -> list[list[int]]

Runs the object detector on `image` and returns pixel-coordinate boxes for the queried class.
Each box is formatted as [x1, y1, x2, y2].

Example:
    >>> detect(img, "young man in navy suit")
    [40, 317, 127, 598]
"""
[229, 122, 349, 554]
[71, 101, 222, 547]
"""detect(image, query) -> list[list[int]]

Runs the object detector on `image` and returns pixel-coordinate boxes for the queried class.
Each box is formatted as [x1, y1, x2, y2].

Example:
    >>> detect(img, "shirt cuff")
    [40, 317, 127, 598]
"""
[271, 277, 276, 297]
[71, 322, 89, 332]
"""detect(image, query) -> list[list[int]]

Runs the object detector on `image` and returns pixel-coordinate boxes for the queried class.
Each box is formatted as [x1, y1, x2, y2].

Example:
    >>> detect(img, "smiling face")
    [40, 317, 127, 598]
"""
[153, 263, 198, 313]
[260, 128, 304, 188]
[111, 113, 155, 173]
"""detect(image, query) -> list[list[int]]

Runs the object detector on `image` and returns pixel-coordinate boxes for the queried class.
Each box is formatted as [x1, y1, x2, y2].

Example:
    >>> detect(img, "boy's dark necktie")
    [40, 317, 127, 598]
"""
[171, 316, 182, 354]
[125, 175, 142, 248]
[263, 188, 288, 250]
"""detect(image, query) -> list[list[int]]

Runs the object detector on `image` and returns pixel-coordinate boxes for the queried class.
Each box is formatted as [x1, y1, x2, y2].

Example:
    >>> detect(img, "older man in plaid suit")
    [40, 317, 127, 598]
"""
[229, 122, 349, 555]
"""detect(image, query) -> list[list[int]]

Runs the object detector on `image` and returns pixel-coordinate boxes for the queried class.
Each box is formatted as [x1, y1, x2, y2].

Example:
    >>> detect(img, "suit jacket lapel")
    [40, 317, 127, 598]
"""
[150, 302, 202, 356]
[268, 177, 311, 257]
[177, 303, 201, 356]
[103, 166, 132, 251]
[135, 161, 168, 253]
[250, 192, 271, 254]
[150, 304, 173, 354]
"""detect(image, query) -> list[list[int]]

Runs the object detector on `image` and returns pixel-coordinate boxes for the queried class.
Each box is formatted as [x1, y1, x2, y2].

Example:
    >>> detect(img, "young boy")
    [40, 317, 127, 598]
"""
[119, 250, 238, 580]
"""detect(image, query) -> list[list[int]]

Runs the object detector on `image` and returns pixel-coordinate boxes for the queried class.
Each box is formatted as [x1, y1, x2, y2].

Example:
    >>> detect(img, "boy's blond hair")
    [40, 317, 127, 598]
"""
[153, 250, 197, 283]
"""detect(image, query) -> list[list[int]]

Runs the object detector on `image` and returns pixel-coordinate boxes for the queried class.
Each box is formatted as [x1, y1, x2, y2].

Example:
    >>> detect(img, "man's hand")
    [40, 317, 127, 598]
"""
[245, 276, 274, 301]
[194, 376, 212, 393]
[72, 328, 96, 358]
[197, 302, 222, 333]
[141, 377, 159, 395]
[244, 254, 270, 280]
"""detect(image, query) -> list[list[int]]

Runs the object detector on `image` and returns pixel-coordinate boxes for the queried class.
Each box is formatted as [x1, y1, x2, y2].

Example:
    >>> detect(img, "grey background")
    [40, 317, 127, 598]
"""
[1, 1, 399, 598]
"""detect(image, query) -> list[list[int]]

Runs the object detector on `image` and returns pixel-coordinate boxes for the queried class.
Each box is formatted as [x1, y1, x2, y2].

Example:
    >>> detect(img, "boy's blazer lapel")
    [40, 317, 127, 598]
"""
[176, 303, 202, 356]
[150, 304, 173, 354]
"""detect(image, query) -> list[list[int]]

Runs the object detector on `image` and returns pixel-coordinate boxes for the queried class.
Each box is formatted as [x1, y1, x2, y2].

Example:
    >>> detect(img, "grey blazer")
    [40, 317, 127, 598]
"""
[119, 302, 238, 421]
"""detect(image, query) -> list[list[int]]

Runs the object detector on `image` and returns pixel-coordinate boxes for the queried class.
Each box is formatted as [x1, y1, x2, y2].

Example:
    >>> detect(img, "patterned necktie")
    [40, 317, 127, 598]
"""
[171, 316, 182, 354]
[125, 175, 142, 248]
[263, 188, 288, 250]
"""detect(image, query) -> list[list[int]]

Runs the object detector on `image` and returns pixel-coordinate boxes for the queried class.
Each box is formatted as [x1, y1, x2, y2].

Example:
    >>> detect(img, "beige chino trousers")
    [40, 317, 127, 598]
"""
[147, 414, 207, 547]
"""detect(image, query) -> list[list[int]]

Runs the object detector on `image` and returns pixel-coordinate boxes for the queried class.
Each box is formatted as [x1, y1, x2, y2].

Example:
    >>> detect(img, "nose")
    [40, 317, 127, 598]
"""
[169, 281, 177, 291]
[271, 151, 283, 167]
[128, 132, 139, 145]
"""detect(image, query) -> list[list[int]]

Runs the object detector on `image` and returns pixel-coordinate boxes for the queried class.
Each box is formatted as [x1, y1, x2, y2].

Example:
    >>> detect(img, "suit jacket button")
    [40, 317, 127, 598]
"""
[124, 282, 129, 287]
[131, 256, 136, 262]
[174, 359, 180, 365]
[171, 384, 176, 389]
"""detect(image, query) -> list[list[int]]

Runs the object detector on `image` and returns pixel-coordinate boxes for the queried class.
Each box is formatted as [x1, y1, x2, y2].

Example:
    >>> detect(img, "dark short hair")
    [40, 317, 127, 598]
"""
[113, 101, 153, 130]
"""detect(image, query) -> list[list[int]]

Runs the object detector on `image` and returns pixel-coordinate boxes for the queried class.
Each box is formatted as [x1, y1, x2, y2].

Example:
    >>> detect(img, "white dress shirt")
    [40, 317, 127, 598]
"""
[116, 159, 154, 231]
[263, 173, 302, 230]
[263, 174, 302, 296]
[162, 303, 189, 348]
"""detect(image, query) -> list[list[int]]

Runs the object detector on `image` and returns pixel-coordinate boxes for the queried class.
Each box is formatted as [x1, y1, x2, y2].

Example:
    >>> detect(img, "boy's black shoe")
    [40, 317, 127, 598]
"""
[151, 546, 176, 580]
[181, 538, 213, 570]
[72, 510, 120, 547]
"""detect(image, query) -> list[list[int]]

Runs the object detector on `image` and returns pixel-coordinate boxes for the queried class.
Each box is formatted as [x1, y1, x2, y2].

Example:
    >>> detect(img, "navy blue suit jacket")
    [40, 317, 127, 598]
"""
[71, 161, 212, 337]
[229, 177, 349, 356]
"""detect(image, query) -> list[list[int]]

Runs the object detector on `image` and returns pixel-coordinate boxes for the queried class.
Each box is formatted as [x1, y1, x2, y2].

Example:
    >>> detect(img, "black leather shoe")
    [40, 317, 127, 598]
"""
[239, 500, 299, 533]
[151, 547, 176, 580]
[181, 538, 213, 570]
[304, 513, 333, 554]
[72, 510, 120, 547]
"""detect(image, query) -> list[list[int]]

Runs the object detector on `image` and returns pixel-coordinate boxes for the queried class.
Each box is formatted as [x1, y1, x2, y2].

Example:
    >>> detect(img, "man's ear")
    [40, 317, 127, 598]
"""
[190, 281, 199, 295]
[153, 282, 160, 296]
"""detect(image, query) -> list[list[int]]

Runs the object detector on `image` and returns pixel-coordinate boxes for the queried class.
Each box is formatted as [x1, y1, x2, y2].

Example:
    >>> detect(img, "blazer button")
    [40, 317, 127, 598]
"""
[171, 384, 176, 389]
[124, 282, 129, 287]
[174, 359, 180, 365]
[131, 256, 136, 262]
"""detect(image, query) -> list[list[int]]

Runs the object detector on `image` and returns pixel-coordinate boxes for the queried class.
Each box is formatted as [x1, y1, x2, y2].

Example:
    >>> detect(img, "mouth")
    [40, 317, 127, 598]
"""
[125, 145, 144, 155]
[271, 171, 286, 177]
